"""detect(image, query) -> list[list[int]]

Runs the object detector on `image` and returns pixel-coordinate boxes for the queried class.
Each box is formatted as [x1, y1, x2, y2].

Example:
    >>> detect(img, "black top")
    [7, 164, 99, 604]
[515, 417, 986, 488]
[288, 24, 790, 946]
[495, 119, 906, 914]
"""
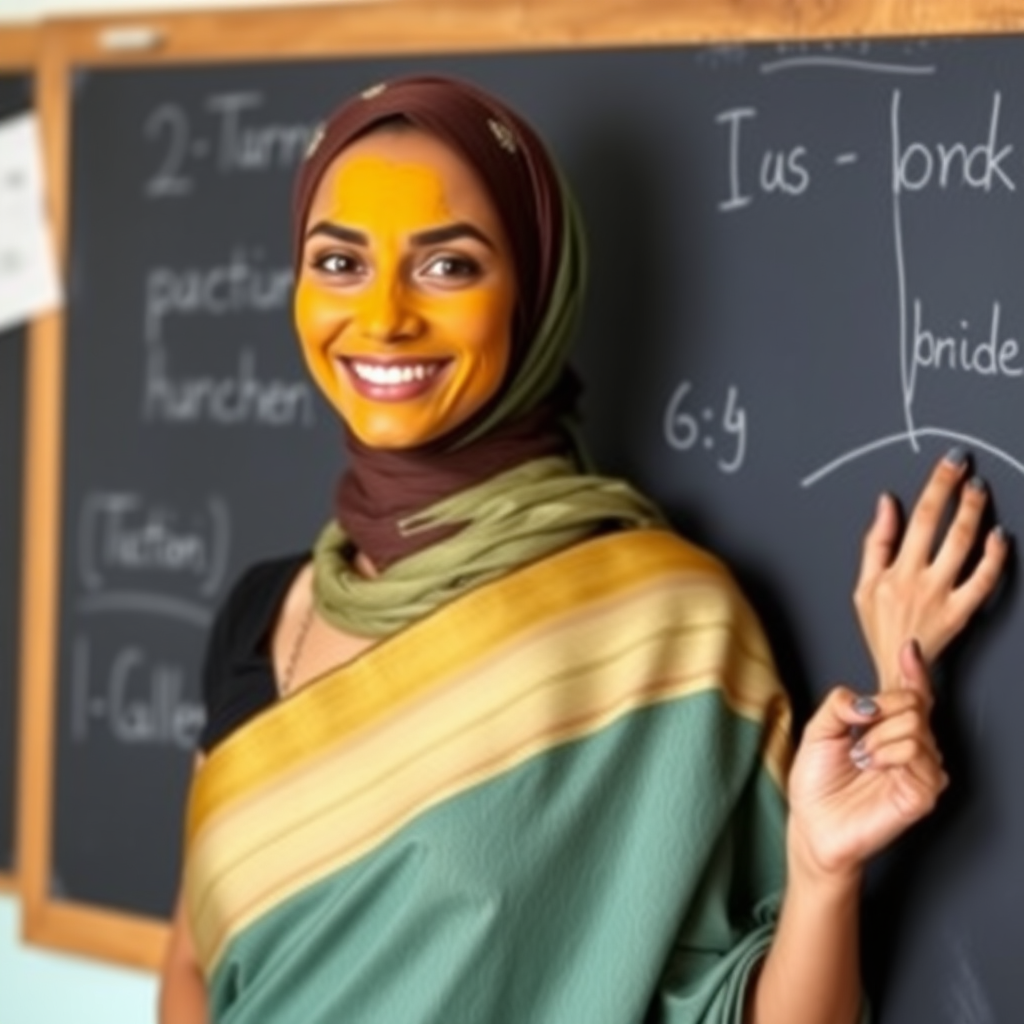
[198, 554, 307, 753]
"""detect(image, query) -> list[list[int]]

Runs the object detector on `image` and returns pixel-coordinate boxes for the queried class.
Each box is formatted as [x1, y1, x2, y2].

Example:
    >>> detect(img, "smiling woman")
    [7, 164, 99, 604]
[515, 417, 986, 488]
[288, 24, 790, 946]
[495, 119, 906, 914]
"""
[159, 75, 1007, 1024]
[293, 129, 517, 449]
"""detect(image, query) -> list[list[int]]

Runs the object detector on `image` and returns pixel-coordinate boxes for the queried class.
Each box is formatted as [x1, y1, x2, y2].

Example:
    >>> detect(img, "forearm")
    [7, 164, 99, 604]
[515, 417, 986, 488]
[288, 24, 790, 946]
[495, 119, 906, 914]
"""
[746, 828, 863, 1024]
[158, 884, 209, 1024]
[158, 960, 209, 1024]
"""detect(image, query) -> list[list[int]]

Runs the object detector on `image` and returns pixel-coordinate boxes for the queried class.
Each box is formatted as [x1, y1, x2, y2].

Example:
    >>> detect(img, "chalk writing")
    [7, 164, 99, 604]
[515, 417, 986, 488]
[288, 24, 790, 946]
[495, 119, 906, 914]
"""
[719, 67, 1024, 486]
[893, 91, 1014, 194]
[143, 344, 315, 427]
[716, 107, 811, 212]
[140, 249, 314, 428]
[664, 381, 747, 473]
[144, 248, 293, 346]
[77, 491, 229, 610]
[70, 635, 205, 750]
[910, 300, 1023, 401]
[143, 92, 317, 197]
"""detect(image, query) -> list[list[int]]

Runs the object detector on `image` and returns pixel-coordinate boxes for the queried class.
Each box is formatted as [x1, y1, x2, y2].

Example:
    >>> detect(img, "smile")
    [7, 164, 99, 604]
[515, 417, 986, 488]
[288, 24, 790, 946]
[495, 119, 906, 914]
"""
[341, 358, 449, 400]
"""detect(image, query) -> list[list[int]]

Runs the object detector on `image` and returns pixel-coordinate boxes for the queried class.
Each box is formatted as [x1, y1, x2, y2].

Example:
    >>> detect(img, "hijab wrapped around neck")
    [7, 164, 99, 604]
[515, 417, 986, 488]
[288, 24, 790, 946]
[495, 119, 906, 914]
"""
[293, 75, 664, 637]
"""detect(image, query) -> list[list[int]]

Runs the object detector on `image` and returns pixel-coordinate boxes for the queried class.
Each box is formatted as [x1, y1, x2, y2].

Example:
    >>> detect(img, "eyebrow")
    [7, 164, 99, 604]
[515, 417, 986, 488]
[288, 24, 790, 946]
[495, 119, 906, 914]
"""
[304, 220, 495, 250]
[410, 223, 495, 250]
[305, 222, 367, 245]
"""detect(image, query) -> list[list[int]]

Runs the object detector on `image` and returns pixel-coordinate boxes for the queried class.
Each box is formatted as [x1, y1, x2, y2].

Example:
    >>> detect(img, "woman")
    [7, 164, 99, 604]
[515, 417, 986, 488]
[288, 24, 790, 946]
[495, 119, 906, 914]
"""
[159, 76, 1007, 1023]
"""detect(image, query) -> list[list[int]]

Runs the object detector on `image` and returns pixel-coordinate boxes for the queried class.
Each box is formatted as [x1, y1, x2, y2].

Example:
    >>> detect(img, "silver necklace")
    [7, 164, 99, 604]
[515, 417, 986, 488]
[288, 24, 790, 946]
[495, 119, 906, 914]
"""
[279, 601, 316, 696]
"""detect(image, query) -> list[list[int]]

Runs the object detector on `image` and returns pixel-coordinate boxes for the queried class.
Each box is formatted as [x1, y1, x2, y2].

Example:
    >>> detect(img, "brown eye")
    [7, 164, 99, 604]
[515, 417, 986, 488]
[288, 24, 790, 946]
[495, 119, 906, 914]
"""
[312, 252, 363, 276]
[421, 254, 481, 281]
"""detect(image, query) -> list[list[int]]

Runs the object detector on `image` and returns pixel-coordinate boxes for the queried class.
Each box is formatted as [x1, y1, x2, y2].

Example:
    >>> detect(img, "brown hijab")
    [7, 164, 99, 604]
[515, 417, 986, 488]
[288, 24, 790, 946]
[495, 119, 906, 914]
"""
[292, 75, 580, 569]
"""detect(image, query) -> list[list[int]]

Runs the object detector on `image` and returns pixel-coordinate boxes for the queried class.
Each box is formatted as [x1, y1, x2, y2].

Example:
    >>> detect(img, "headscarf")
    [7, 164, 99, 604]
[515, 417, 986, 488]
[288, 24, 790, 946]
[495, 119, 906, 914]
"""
[294, 75, 664, 636]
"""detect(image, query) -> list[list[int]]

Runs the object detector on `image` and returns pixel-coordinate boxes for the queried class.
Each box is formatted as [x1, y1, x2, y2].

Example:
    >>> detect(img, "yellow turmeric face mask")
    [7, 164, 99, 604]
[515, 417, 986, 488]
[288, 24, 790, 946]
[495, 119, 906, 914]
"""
[294, 128, 516, 449]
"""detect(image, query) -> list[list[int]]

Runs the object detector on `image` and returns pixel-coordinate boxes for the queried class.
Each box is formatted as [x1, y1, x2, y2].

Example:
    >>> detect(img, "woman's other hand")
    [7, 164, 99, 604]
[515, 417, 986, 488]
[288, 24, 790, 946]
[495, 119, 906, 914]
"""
[854, 448, 1008, 693]
[787, 641, 945, 883]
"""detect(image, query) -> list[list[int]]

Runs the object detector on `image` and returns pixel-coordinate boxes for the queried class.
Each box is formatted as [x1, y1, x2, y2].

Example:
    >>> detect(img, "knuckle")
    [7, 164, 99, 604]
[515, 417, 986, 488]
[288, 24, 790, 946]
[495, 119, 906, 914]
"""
[949, 518, 978, 548]
[916, 491, 944, 519]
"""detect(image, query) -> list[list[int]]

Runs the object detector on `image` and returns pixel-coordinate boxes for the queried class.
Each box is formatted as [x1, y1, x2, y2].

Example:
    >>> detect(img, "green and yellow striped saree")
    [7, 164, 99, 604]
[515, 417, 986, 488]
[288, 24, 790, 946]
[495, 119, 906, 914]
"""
[185, 529, 792, 1023]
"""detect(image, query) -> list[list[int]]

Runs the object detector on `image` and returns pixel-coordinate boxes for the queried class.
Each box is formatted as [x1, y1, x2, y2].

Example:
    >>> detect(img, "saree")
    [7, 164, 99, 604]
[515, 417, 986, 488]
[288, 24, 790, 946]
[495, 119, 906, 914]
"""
[184, 529, 793, 1023]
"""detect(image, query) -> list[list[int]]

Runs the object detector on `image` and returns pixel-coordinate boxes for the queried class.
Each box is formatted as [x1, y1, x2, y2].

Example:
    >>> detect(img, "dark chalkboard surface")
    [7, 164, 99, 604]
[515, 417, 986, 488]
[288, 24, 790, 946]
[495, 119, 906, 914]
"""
[0, 71, 33, 880]
[39, 34, 1024, 1018]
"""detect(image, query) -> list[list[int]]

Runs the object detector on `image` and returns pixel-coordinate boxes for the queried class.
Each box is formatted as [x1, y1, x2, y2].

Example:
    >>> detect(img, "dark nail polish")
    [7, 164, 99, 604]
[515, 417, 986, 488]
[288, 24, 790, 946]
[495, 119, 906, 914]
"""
[968, 475, 986, 492]
[993, 524, 1008, 542]
[853, 695, 879, 717]
[944, 445, 968, 467]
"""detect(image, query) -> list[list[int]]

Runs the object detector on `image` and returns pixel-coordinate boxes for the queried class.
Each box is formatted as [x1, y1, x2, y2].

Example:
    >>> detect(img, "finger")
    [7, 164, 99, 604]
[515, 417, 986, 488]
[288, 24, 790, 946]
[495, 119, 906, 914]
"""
[947, 525, 1010, 629]
[873, 744, 949, 808]
[803, 686, 882, 742]
[898, 638, 934, 704]
[899, 449, 970, 567]
[853, 734, 944, 779]
[850, 706, 940, 767]
[856, 492, 901, 590]
[888, 759, 949, 821]
[901, 750, 950, 797]
[930, 475, 990, 587]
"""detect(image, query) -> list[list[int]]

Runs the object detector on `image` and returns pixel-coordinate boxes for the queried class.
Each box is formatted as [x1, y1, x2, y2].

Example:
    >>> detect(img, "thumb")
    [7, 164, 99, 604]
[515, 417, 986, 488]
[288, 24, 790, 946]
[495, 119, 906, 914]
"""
[898, 638, 933, 703]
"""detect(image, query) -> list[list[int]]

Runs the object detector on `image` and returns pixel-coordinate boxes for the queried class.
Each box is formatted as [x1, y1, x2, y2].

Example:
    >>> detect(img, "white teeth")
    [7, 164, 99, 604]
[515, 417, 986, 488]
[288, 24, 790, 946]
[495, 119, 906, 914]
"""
[350, 361, 439, 386]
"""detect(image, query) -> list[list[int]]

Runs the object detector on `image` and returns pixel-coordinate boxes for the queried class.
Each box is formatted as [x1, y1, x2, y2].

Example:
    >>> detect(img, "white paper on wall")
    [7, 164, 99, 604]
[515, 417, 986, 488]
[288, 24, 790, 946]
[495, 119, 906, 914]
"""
[0, 112, 62, 334]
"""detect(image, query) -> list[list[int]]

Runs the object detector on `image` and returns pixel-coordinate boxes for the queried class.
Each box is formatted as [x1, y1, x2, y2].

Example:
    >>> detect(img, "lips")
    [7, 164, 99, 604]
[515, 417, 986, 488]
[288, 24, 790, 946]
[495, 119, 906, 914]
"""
[341, 357, 450, 401]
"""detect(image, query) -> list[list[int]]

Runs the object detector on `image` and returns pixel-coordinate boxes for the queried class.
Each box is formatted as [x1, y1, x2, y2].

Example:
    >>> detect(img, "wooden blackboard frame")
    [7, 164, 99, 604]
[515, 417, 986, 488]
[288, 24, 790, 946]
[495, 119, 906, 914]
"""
[19, 0, 1024, 972]
[0, 23, 39, 898]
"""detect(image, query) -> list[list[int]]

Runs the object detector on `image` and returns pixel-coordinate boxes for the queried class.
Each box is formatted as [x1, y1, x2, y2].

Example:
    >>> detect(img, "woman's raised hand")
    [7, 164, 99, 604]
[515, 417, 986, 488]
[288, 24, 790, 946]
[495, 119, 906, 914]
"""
[787, 450, 1009, 883]
[787, 642, 946, 881]
[854, 449, 1008, 692]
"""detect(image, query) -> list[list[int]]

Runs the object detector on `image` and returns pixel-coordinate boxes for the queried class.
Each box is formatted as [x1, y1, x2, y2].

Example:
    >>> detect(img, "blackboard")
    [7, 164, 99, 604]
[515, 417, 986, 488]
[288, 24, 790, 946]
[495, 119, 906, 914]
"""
[0, 71, 33, 881]
[29, 25, 1024, 1019]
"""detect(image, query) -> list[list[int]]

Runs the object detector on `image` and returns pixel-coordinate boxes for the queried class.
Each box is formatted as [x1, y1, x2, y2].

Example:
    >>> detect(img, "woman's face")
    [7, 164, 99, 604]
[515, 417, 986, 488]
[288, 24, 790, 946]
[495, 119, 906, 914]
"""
[294, 127, 517, 449]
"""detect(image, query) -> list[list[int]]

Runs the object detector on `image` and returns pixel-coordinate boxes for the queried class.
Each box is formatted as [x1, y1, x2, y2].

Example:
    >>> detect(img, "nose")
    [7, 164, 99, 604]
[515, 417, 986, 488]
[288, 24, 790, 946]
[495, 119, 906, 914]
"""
[356, 274, 422, 343]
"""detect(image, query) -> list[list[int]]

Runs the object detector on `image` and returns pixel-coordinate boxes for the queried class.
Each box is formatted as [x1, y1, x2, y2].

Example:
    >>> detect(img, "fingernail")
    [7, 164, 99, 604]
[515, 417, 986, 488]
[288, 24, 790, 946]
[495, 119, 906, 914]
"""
[850, 744, 872, 770]
[992, 524, 1008, 543]
[853, 695, 879, 717]
[945, 445, 968, 467]
[968, 475, 986, 492]
[851, 738, 867, 759]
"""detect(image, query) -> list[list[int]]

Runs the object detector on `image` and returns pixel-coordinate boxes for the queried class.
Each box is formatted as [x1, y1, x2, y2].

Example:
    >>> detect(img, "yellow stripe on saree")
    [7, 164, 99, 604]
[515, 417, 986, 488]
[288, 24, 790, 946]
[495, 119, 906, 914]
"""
[184, 529, 791, 976]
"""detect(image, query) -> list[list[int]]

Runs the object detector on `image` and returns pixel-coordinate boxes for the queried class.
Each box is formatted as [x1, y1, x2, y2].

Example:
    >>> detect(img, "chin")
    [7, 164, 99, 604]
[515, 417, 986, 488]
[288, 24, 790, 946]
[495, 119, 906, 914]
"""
[349, 423, 441, 451]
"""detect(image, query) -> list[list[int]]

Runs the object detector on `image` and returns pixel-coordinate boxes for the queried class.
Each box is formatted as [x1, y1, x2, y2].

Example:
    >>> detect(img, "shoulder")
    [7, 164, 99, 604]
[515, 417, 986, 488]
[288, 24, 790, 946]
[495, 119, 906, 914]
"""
[211, 552, 309, 653]
[197, 553, 308, 752]
[591, 528, 791, 744]
[576, 527, 747, 612]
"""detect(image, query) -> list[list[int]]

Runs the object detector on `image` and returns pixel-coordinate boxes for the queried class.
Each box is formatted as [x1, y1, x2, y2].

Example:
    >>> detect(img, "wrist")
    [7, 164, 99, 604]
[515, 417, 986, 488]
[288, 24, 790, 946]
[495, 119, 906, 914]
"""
[786, 820, 864, 901]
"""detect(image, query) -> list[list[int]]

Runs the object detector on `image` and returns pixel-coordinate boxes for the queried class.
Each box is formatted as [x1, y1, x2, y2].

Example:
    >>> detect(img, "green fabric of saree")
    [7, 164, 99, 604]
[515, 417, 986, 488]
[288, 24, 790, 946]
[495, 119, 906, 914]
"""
[185, 530, 793, 1023]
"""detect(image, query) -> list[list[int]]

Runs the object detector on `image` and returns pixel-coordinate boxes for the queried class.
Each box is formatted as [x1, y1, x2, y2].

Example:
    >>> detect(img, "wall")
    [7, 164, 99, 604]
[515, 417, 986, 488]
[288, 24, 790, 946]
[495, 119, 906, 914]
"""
[0, 895, 156, 1022]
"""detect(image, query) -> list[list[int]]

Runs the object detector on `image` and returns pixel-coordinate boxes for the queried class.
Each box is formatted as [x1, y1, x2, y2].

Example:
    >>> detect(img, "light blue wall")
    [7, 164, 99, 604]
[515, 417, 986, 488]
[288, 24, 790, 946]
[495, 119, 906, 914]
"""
[0, 893, 158, 1024]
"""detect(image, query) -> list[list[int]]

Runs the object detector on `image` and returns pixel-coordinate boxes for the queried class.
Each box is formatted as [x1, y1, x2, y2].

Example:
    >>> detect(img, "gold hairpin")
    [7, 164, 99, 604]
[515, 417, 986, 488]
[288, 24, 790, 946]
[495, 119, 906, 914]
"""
[487, 118, 518, 154]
